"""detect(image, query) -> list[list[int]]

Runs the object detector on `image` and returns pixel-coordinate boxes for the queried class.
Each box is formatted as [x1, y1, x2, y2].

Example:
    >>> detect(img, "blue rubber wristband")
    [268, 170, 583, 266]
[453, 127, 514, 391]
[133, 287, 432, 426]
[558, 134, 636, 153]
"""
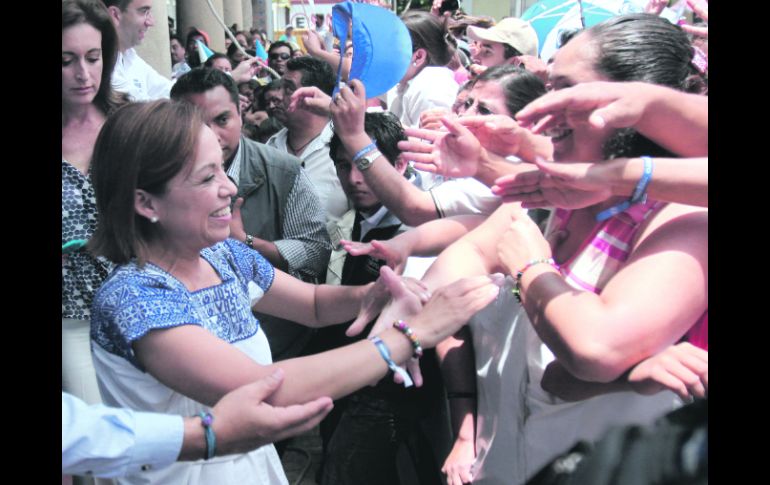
[595, 156, 654, 222]
[629, 156, 654, 204]
[198, 412, 216, 460]
[353, 141, 378, 162]
[369, 336, 413, 388]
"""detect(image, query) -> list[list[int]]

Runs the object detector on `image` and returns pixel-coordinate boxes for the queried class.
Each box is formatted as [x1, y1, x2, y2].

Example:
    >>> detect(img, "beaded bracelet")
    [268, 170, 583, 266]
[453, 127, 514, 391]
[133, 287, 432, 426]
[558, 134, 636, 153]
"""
[393, 320, 424, 359]
[198, 412, 216, 460]
[512, 257, 559, 303]
[595, 156, 654, 222]
[369, 336, 414, 388]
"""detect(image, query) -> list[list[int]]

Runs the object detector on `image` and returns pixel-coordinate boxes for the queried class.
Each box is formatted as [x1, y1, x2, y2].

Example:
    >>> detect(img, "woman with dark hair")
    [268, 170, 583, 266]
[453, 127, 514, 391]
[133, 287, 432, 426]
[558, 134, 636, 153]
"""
[387, 10, 459, 128]
[381, 13, 707, 485]
[62, 0, 129, 407]
[464, 65, 547, 119]
[86, 99, 501, 485]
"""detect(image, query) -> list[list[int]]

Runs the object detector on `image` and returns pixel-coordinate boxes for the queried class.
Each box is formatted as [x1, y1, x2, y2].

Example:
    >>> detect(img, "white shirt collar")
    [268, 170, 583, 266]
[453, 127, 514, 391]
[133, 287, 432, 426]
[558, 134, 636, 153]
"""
[359, 205, 389, 240]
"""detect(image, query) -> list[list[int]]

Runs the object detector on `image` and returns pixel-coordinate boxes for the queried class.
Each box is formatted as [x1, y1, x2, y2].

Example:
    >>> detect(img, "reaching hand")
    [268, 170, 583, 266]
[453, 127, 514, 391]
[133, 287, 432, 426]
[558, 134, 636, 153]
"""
[364, 266, 431, 387]
[442, 437, 476, 485]
[492, 157, 614, 209]
[515, 54, 549, 83]
[409, 274, 505, 349]
[231, 57, 260, 83]
[302, 30, 325, 56]
[330, 79, 367, 141]
[628, 342, 708, 400]
[229, 197, 248, 243]
[340, 238, 409, 274]
[212, 368, 333, 455]
[288, 86, 332, 116]
[399, 117, 483, 178]
[457, 114, 543, 160]
[346, 266, 430, 338]
[680, 0, 708, 38]
[515, 81, 653, 135]
[420, 108, 452, 131]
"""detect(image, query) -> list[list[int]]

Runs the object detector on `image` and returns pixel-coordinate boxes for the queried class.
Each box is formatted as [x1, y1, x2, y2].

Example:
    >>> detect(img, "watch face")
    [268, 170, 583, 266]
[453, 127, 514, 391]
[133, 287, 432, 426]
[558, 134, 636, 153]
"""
[355, 151, 380, 170]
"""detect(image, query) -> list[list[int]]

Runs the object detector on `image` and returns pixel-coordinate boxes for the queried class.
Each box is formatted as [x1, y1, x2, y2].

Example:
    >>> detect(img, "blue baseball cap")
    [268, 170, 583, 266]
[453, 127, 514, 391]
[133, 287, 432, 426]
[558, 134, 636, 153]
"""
[332, 1, 412, 98]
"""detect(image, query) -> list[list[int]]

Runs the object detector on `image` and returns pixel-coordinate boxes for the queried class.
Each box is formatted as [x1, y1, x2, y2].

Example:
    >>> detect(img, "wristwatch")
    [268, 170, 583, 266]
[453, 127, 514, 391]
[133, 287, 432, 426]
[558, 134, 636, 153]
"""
[353, 149, 381, 171]
[245, 234, 254, 248]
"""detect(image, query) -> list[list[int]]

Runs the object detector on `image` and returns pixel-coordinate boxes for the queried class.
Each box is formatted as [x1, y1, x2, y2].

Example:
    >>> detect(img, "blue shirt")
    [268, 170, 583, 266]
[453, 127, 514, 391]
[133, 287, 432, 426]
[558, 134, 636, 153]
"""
[62, 392, 183, 478]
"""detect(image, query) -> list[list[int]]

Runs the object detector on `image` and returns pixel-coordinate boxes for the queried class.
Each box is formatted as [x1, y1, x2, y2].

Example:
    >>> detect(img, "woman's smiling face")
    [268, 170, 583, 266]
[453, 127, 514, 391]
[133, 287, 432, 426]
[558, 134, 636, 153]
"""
[546, 32, 614, 162]
[147, 126, 237, 252]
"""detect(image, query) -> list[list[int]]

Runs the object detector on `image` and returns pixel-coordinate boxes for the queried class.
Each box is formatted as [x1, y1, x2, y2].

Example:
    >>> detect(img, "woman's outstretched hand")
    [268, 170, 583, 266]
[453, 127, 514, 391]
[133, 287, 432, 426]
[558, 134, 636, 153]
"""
[399, 117, 483, 178]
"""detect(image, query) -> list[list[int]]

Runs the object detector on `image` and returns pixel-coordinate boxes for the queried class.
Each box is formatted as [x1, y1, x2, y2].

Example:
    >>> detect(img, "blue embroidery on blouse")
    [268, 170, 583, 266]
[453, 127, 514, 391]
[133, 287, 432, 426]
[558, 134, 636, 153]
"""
[91, 240, 275, 369]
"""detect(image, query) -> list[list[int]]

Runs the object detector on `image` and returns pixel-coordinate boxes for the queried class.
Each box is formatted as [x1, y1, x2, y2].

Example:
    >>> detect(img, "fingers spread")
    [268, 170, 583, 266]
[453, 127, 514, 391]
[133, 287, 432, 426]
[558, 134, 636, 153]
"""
[440, 116, 467, 136]
[398, 138, 435, 154]
[531, 113, 562, 134]
[379, 265, 407, 298]
[402, 277, 432, 302]
[404, 126, 440, 142]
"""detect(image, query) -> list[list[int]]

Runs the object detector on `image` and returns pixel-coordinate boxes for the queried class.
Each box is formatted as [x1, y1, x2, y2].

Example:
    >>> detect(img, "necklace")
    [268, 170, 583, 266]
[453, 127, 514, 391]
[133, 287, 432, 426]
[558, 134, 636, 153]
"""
[287, 135, 313, 156]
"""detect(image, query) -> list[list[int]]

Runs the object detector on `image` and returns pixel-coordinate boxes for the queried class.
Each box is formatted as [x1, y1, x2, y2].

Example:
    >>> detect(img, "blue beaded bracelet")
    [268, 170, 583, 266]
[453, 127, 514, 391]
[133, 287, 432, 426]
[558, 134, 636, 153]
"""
[369, 336, 413, 388]
[198, 412, 216, 460]
[595, 156, 654, 222]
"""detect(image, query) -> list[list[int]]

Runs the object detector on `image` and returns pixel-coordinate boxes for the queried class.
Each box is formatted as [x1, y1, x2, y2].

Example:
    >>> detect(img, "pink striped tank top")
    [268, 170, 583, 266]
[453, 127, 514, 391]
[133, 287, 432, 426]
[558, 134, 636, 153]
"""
[548, 201, 708, 350]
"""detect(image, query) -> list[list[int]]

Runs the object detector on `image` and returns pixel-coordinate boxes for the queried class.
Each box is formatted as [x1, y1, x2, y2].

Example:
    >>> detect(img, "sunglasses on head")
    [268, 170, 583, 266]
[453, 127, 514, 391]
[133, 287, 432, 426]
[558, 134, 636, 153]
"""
[269, 52, 291, 61]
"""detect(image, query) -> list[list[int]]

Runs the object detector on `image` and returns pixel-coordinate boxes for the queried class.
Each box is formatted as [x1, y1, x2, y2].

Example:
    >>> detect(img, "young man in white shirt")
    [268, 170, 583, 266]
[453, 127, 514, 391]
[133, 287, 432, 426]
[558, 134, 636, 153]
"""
[104, 0, 174, 101]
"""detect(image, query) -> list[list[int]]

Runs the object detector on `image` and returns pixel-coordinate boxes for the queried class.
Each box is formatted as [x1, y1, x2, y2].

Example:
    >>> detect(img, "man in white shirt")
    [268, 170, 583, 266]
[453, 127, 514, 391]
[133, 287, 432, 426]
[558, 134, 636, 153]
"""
[104, 0, 259, 102]
[267, 56, 350, 224]
[104, 0, 174, 101]
[170, 33, 190, 79]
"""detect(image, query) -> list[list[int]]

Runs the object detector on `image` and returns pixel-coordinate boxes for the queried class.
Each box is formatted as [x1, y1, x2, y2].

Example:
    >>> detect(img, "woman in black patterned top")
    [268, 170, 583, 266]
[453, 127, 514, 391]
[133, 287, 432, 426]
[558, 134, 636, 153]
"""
[61, 0, 128, 404]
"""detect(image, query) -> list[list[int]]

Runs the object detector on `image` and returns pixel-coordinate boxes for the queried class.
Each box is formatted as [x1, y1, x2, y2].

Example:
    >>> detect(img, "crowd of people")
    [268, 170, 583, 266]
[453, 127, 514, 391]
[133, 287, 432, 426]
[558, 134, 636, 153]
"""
[62, 0, 708, 484]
